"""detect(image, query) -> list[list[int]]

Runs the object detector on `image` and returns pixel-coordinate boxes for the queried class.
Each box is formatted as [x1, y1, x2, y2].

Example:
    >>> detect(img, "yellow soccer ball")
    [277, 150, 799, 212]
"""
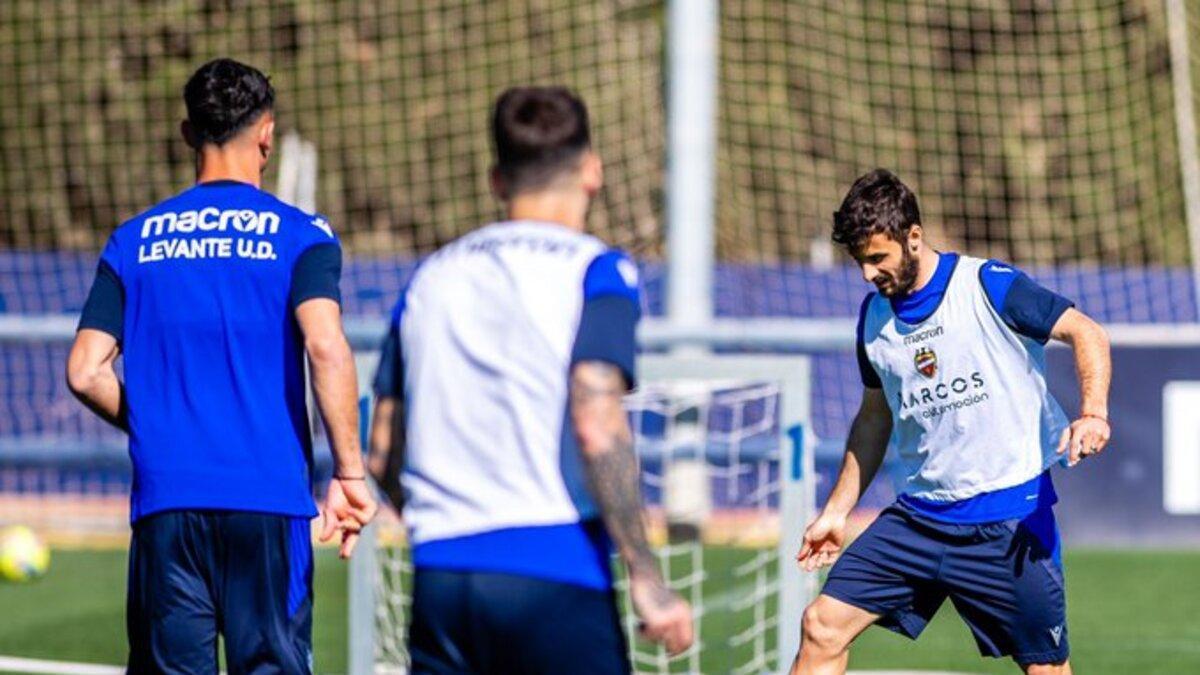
[0, 525, 50, 582]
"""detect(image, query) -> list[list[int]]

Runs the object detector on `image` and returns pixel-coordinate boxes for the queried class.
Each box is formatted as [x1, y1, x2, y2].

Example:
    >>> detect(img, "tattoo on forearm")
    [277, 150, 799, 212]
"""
[584, 438, 653, 565]
[584, 440, 677, 608]
[574, 362, 673, 607]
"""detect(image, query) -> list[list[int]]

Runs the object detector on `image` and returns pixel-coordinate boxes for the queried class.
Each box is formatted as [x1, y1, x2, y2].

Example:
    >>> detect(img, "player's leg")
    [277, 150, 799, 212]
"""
[1023, 661, 1071, 674]
[126, 511, 219, 674]
[216, 513, 313, 674]
[1016, 504, 1071, 675]
[407, 568, 478, 674]
[790, 594, 879, 675]
[941, 503, 1069, 670]
[469, 571, 630, 675]
[794, 505, 949, 675]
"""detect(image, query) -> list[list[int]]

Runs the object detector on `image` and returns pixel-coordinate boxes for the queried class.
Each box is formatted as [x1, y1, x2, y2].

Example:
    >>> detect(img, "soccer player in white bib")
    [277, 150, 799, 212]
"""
[792, 169, 1112, 675]
[369, 86, 693, 673]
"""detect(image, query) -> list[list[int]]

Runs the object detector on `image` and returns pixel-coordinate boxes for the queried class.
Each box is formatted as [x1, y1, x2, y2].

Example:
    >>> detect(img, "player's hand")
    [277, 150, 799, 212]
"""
[319, 478, 379, 559]
[796, 510, 847, 572]
[628, 572, 695, 657]
[1057, 415, 1111, 466]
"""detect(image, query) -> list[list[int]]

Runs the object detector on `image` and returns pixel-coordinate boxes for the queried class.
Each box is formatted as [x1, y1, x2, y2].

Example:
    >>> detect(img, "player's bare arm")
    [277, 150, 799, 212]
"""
[570, 360, 695, 656]
[570, 361, 656, 579]
[66, 329, 129, 432]
[368, 395, 407, 513]
[1049, 308, 1112, 466]
[797, 387, 892, 572]
[296, 298, 378, 558]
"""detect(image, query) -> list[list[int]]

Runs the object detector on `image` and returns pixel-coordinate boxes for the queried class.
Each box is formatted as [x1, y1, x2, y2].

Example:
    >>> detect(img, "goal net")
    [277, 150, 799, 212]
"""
[0, 0, 664, 544]
[3, 1, 1196, 324]
[5, 0, 1198, 479]
[715, 0, 1199, 323]
[353, 355, 815, 675]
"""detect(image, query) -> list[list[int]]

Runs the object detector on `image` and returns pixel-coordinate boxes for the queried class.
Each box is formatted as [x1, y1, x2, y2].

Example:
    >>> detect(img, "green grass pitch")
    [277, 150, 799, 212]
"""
[0, 549, 1196, 673]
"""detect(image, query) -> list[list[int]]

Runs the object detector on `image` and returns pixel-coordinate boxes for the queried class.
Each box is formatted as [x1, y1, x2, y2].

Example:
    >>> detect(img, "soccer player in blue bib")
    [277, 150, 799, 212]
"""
[792, 170, 1112, 675]
[66, 59, 377, 673]
[368, 87, 694, 673]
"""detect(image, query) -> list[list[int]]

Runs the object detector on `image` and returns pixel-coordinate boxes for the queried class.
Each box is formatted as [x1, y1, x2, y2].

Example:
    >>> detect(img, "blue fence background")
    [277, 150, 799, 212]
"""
[2, 252, 1198, 545]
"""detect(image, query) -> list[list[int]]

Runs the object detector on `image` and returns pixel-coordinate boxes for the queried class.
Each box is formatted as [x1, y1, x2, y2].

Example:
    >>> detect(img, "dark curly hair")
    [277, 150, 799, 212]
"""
[183, 58, 275, 147]
[492, 86, 591, 194]
[832, 169, 921, 250]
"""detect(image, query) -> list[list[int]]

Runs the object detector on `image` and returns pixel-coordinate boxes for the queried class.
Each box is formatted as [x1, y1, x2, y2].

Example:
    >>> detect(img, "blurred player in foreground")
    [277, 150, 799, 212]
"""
[67, 58, 376, 672]
[792, 169, 1112, 675]
[369, 86, 693, 673]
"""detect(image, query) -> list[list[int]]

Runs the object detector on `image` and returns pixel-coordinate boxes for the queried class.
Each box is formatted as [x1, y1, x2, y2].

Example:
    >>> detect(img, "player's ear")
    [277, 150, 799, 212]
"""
[489, 166, 509, 201]
[907, 224, 923, 252]
[579, 151, 603, 197]
[257, 114, 275, 163]
[180, 120, 199, 150]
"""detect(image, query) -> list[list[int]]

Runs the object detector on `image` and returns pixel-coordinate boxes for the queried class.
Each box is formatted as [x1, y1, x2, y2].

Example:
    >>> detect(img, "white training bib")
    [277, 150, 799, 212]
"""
[862, 256, 1070, 501]
[399, 221, 610, 544]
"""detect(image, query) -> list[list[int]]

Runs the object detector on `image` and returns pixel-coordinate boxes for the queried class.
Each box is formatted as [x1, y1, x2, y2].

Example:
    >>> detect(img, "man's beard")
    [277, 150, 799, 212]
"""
[875, 247, 920, 297]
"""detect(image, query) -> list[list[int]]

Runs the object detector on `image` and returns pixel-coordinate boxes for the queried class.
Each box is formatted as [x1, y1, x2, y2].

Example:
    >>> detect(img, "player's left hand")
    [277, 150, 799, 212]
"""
[628, 571, 695, 656]
[320, 477, 379, 559]
[1057, 415, 1111, 466]
[796, 510, 847, 573]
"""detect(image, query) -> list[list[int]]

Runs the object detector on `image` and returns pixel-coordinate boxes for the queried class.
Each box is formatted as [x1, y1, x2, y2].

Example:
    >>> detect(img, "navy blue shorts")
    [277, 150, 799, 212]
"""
[126, 510, 314, 674]
[822, 501, 1068, 666]
[409, 568, 630, 674]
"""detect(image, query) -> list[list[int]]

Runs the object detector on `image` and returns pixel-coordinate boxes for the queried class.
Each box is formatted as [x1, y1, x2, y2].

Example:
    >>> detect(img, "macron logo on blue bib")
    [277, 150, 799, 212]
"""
[136, 208, 284, 264]
[310, 216, 334, 239]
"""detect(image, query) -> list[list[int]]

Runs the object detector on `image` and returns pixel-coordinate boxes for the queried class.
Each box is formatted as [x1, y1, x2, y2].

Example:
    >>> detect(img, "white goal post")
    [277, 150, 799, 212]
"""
[634, 353, 817, 673]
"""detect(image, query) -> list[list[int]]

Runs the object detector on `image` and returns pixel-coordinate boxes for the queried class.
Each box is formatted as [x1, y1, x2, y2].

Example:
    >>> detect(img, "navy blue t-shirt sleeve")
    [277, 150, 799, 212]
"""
[572, 250, 641, 390]
[855, 293, 882, 389]
[78, 259, 124, 341]
[290, 243, 342, 309]
[980, 260, 1074, 344]
[372, 298, 404, 399]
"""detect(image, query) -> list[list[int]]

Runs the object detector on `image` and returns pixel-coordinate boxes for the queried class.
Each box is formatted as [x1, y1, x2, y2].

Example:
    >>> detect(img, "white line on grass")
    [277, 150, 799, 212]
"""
[0, 656, 123, 675]
[846, 662, 976, 673]
[0, 654, 978, 675]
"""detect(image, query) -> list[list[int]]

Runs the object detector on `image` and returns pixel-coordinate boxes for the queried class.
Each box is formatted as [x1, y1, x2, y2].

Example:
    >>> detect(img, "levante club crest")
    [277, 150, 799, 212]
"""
[914, 347, 937, 378]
